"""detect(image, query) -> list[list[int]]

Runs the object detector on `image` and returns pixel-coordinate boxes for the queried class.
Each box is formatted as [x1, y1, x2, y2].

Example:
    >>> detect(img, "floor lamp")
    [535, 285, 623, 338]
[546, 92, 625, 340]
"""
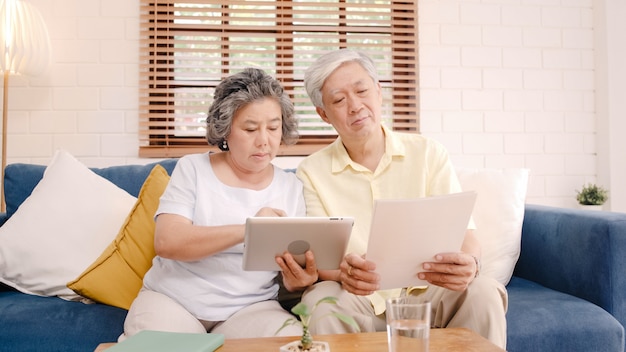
[1, 0, 51, 212]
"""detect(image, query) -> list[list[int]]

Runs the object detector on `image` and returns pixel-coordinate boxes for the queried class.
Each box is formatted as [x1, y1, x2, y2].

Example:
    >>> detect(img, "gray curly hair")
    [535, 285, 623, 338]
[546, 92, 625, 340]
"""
[206, 68, 298, 150]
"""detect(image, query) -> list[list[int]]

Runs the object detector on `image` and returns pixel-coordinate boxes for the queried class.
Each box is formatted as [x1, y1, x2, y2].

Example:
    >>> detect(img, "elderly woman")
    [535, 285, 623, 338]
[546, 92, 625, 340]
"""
[122, 68, 315, 339]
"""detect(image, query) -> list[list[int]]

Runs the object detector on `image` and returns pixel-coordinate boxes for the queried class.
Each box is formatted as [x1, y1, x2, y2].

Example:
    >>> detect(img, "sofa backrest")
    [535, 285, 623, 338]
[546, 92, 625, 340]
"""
[516, 204, 626, 331]
[3, 159, 179, 221]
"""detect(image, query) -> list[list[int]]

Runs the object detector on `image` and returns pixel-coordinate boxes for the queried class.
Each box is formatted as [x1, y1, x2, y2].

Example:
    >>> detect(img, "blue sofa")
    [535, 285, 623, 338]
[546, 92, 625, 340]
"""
[1, 160, 625, 351]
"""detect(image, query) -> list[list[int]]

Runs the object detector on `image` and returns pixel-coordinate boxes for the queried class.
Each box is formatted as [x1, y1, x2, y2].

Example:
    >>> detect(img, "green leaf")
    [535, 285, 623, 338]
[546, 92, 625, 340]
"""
[291, 302, 311, 317]
[313, 296, 339, 309]
[330, 312, 361, 332]
[279, 296, 361, 339]
[274, 318, 299, 336]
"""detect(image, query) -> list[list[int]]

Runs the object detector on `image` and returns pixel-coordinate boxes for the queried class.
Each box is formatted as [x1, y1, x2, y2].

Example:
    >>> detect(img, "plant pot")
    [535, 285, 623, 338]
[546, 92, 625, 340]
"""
[279, 340, 330, 352]
[579, 204, 603, 211]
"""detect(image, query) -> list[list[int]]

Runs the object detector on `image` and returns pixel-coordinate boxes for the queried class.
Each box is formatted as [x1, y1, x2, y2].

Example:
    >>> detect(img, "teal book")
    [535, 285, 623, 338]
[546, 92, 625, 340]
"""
[107, 330, 225, 352]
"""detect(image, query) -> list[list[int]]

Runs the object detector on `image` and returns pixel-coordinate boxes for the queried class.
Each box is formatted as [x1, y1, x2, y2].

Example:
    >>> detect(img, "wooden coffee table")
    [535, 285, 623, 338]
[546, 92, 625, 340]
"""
[96, 327, 504, 351]
[217, 328, 504, 351]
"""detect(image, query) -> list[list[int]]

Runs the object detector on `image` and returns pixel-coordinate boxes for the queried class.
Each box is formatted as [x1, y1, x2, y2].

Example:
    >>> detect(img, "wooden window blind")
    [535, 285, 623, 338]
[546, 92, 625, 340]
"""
[139, 0, 419, 158]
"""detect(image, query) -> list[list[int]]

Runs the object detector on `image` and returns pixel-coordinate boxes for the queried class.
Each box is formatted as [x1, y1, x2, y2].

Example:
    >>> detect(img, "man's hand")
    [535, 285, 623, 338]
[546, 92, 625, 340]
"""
[339, 253, 380, 296]
[276, 250, 319, 292]
[418, 252, 478, 291]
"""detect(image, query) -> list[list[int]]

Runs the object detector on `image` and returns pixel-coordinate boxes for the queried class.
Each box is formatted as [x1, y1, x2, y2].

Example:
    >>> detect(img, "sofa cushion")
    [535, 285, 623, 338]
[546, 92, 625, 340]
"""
[3, 158, 179, 221]
[0, 290, 127, 352]
[515, 204, 626, 335]
[0, 150, 137, 300]
[456, 168, 529, 285]
[68, 164, 170, 309]
[506, 276, 625, 351]
[3, 163, 46, 221]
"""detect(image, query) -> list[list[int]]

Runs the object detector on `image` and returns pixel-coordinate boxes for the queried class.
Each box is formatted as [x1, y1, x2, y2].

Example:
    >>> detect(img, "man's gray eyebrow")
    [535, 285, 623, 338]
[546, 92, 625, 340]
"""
[327, 79, 367, 95]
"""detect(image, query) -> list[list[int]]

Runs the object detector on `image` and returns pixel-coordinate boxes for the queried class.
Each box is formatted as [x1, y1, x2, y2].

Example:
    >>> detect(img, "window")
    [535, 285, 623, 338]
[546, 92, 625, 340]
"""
[139, 0, 419, 157]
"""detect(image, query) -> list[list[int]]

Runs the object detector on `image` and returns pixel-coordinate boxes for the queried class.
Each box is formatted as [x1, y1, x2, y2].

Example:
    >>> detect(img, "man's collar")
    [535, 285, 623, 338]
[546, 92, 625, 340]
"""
[330, 125, 406, 173]
[382, 124, 406, 157]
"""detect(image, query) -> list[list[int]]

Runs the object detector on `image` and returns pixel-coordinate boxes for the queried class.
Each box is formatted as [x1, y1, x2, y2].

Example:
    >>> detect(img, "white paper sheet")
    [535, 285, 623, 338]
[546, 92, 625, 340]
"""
[365, 191, 477, 290]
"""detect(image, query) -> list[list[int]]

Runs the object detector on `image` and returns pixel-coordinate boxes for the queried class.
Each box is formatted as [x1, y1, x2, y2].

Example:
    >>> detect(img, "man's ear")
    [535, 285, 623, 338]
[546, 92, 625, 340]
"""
[316, 106, 331, 124]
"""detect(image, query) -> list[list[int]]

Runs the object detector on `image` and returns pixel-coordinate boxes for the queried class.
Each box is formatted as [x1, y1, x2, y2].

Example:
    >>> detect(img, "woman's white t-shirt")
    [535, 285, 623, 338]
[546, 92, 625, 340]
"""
[143, 152, 305, 321]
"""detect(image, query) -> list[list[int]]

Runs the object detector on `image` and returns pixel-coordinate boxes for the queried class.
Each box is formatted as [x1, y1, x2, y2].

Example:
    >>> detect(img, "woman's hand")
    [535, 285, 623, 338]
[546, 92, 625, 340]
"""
[255, 207, 287, 217]
[276, 250, 319, 292]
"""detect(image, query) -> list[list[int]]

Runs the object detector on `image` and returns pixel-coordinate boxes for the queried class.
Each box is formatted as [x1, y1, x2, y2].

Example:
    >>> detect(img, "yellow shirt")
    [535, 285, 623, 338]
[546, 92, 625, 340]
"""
[296, 125, 464, 314]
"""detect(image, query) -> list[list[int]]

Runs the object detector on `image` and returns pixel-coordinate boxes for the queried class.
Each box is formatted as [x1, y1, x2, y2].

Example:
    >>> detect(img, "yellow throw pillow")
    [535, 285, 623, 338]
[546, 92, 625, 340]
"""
[67, 164, 170, 310]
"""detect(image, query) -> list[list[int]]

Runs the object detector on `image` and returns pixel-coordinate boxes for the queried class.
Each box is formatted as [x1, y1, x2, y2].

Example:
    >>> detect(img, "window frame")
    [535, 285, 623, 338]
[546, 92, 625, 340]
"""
[138, 0, 420, 158]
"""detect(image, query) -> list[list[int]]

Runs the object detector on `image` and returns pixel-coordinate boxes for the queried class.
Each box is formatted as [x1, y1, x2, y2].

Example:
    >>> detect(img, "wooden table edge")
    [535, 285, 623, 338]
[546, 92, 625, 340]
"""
[95, 327, 505, 352]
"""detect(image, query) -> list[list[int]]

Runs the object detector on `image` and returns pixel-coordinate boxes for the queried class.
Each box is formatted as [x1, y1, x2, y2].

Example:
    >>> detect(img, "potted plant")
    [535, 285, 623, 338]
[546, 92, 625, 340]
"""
[576, 183, 608, 210]
[276, 296, 360, 352]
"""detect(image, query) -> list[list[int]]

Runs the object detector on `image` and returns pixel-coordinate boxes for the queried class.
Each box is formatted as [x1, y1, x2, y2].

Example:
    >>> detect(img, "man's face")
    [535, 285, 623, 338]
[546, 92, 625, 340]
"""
[317, 61, 383, 141]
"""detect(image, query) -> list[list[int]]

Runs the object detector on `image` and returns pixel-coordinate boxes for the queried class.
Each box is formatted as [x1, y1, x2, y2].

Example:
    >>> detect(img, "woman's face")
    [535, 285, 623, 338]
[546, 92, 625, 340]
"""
[226, 98, 283, 173]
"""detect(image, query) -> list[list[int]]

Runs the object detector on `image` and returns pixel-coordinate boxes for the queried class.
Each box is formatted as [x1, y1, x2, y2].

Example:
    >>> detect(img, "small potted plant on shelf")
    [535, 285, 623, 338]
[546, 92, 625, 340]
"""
[576, 183, 608, 210]
[276, 296, 360, 352]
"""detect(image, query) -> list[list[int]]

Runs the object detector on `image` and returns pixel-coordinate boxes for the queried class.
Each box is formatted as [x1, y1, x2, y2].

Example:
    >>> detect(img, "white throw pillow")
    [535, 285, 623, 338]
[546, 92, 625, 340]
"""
[0, 150, 137, 300]
[455, 168, 530, 286]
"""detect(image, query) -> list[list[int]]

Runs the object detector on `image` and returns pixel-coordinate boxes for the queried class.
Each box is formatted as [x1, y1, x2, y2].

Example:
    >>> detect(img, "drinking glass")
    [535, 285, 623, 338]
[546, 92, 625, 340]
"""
[386, 297, 431, 352]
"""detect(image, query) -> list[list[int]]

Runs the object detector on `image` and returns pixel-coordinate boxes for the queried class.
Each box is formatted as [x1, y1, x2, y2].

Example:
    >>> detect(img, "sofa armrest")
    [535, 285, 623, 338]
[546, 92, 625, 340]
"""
[514, 204, 626, 329]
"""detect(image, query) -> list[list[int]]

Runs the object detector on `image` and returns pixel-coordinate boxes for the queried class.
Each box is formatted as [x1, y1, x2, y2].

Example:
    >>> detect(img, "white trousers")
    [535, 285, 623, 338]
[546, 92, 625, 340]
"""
[121, 289, 302, 341]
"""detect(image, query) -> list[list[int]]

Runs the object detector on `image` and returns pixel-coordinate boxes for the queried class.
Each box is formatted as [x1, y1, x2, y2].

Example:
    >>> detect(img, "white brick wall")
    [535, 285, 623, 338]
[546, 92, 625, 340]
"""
[1, 0, 624, 210]
[418, 0, 625, 209]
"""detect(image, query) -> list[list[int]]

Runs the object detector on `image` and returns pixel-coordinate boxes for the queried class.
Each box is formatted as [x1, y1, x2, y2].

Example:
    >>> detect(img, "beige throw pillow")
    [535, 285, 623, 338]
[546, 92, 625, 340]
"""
[455, 167, 530, 285]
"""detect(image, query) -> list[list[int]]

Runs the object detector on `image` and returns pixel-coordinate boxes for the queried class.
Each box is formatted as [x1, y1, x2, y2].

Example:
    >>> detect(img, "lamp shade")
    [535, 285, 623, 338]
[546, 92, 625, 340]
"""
[0, 0, 51, 75]
[0, 0, 50, 212]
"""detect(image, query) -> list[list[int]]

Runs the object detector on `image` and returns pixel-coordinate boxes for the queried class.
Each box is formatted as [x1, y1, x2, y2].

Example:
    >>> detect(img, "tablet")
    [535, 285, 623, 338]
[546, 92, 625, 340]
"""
[242, 217, 354, 271]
